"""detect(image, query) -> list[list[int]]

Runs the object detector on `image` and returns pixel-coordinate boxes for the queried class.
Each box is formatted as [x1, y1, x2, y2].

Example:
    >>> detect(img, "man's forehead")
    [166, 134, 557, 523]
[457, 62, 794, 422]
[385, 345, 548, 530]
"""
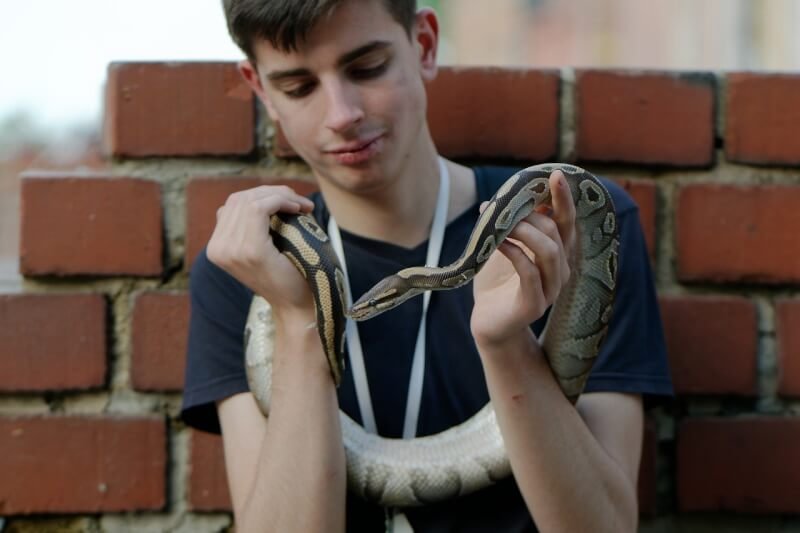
[262, 40, 393, 81]
[255, 28, 399, 71]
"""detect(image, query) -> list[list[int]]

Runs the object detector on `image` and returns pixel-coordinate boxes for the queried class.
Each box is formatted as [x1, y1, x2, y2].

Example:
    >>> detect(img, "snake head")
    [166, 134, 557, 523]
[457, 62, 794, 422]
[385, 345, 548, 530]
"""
[347, 274, 422, 322]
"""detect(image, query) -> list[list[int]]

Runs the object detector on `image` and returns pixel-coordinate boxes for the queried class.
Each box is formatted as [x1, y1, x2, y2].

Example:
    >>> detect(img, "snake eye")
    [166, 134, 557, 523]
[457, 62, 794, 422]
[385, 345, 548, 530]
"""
[349, 284, 403, 321]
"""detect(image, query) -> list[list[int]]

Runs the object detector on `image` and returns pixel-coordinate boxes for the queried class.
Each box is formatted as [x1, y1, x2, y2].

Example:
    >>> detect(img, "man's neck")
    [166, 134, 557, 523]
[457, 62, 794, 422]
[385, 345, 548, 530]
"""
[319, 148, 447, 248]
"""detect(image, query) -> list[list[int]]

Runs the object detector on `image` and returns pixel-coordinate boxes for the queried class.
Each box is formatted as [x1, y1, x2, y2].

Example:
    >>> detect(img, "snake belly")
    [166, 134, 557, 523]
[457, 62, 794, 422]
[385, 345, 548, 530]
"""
[244, 163, 619, 507]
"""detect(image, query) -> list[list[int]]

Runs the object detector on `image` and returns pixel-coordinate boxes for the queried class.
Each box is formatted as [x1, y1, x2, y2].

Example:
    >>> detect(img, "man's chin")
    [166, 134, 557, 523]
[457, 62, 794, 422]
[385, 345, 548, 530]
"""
[317, 165, 395, 196]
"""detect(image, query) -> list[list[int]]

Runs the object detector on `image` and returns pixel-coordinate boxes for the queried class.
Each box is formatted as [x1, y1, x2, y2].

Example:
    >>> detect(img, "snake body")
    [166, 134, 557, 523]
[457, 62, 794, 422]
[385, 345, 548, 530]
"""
[245, 163, 619, 507]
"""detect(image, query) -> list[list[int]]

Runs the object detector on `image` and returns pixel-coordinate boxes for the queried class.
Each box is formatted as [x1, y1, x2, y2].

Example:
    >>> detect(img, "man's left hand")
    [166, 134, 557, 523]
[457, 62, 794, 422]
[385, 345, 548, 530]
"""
[470, 170, 576, 349]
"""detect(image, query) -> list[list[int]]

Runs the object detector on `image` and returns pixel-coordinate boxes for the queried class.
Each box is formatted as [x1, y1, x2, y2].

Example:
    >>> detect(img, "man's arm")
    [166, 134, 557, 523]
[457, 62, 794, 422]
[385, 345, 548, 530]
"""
[478, 332, 642, 533]
[471, 170, 642, 531]
[216, 325, 346, 533]
[207, 185, 346, 533]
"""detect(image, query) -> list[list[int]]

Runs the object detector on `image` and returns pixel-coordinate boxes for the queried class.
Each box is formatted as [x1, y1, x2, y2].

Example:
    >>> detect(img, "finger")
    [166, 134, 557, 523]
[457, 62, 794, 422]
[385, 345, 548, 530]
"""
[549, 170, 576, 248]
[256, 186, 315, 212]
[498, 240, 545, 304]
[507, 220, 562, 304]
[274, 185, 315, 211]
[220, 194, 303, 261]
[506, 237, 534, 262]
[526, 211, 571, 281]
[231, 185, 315, 212]
[479, 200, 490, 214]
[252, 194, 306, 217]
[523, 212, 563, 250]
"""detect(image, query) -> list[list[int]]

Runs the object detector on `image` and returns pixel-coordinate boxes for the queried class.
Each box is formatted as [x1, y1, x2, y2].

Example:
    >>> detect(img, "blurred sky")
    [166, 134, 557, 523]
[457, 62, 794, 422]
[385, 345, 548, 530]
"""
[1, 1, 243, 133]
[3, 0, 799, 137]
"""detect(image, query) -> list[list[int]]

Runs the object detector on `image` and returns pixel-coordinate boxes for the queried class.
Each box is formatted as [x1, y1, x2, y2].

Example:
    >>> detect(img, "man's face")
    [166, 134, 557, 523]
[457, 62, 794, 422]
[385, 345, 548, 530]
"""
[245, 0, 437, 194]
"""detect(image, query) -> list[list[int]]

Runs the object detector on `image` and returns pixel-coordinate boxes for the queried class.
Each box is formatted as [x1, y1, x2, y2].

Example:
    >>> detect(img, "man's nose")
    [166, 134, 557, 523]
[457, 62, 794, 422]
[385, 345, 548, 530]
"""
[323, 80, 365, 133]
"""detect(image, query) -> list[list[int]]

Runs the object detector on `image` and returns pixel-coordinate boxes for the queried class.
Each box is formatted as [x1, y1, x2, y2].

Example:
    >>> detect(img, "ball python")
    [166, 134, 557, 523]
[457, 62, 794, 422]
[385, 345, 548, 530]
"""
[244, 163, 619, 507]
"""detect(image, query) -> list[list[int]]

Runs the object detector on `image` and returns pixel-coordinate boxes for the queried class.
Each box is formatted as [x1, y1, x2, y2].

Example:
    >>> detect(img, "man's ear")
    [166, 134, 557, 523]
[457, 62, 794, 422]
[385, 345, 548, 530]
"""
[414, 7, 439, 81]
[238, 59, 280, 122]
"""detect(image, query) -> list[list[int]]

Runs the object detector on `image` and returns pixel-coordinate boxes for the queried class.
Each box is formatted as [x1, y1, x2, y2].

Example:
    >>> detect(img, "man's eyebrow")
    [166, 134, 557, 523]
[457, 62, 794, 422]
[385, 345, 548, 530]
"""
[266, 67, 310, 83]
[337, 40, 393, 67]
[265, 40, 393, 83]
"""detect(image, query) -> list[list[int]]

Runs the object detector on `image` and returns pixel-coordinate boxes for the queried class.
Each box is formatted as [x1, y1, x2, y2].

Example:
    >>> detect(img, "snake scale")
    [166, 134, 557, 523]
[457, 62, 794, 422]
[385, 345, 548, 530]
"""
[244, 163, 619, 507]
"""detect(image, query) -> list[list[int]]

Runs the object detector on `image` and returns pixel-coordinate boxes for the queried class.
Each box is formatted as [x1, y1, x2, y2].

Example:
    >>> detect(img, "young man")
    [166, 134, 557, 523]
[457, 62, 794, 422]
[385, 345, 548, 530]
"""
[181, 1, 672, 531]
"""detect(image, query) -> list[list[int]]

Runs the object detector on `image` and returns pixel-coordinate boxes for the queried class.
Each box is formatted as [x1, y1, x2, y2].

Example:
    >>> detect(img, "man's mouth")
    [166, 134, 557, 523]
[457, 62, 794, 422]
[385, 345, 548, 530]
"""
[326, 135, 384, 165]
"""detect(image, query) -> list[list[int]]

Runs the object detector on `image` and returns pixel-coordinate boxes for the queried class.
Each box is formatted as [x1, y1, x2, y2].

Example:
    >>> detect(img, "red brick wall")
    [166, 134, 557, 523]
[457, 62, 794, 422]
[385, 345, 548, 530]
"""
[3, 62, 800, 530]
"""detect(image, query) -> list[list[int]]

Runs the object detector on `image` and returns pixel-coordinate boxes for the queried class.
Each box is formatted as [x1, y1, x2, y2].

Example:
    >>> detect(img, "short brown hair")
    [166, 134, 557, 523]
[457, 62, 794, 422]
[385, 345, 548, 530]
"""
[222, 0, 418, 60]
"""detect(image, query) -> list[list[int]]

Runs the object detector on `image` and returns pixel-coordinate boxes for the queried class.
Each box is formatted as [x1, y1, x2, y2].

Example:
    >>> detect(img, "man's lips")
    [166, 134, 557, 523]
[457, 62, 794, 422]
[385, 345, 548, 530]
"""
[325, 135, 384, 164]
[326, 134, 383, 154]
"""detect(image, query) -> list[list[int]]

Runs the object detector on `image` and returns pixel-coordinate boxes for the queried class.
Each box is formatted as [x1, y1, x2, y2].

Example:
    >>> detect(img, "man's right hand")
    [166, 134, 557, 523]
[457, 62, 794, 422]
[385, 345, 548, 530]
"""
[206, 185, 318, 324]
[211, 186, 346, 532]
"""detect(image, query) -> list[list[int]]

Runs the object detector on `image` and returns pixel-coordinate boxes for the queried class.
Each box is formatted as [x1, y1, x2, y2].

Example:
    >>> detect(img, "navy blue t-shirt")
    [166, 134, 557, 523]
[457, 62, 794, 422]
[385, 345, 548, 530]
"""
[181, 166, 672, 532]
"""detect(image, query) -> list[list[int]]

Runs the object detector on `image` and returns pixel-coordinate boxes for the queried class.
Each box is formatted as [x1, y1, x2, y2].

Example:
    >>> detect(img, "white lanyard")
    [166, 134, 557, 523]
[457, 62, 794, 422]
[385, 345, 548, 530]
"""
[327, 157, 450, 439]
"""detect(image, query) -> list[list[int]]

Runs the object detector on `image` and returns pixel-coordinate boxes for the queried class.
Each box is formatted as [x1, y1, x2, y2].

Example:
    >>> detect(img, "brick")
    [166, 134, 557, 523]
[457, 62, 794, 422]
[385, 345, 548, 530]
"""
[131, 292, 190, 391]
[104, 62, 254, 157]
[659, 295, 757, 395]
[777, 299, 800, 397]
[185, 177, 318, 269]
[637, 418, 657, 516]
[677, 184, 800, 283]
[188, 430, 232, 511]
[612, 178, 656, 260]
[576, 70, 714, 166]
[427, 67, 560, 160]
[0, 416, 166, 514]
[726, 73, 800, 164]
[274, 67, 561, 160]
[20, 174, 163, 276]
[677, 417, 800, 513]
[0, 294, 106, 392]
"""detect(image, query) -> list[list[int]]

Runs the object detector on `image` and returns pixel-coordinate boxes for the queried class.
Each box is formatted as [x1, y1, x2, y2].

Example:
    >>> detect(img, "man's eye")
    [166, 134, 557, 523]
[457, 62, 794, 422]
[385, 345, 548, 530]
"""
[284, 82, 315, 99]
[350, 61, 389, 80]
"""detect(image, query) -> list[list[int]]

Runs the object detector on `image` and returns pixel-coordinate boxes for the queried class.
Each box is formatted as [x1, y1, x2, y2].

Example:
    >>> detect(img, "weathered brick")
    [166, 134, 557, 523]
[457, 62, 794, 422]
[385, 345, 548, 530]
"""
[20, 174, 163, 276]
[131, 292, 190, 391]
[185, 177, 318, 269]
[0, 294, 106, 392]
[612, 178, 657, 260]
[274, 67, 561, 160]
[777, 299, 800, 397]
[659, 295, 757, 395]
[576, 70, 714, 166]
[677, 418, 800, 513]
[677, 184, 800, 283]
[104, 62, 254, 157]
[427, 67, 560, 160]
[726, 73, 800, 165]
[638, 418, 658, 516]
[188, 430, 232, 512]
[0, 416, 166, 514]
